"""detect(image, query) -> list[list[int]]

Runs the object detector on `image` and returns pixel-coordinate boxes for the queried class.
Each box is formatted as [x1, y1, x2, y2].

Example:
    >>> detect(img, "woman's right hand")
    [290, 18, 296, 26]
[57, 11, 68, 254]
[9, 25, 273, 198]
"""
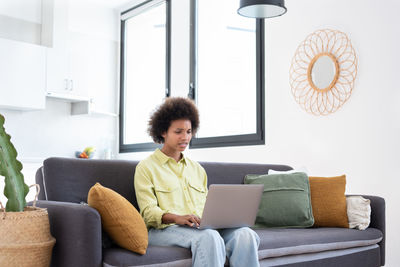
[162, 213, 201, 227]
[175, 214, 201, 227]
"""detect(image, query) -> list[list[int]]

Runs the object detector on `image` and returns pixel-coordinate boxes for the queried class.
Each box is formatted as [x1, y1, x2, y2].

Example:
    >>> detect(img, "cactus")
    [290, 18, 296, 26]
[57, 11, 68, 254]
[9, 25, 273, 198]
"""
[0, 114, 29, 212]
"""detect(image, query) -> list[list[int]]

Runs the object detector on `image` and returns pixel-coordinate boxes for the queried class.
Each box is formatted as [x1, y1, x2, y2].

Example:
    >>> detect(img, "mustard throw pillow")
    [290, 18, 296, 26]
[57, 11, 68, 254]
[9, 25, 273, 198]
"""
[309, 175, 349, 228]
[88, 183, 148, 254]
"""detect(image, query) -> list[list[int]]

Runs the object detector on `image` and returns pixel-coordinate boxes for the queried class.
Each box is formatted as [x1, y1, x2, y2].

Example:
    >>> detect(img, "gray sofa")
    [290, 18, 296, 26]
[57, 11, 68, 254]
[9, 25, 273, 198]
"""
[34, 157, 385, 267]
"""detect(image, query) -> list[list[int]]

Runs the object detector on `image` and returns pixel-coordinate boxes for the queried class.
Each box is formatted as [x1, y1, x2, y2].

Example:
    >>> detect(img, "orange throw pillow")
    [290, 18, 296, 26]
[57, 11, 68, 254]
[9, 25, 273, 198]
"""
[88, 183, 148, 254]
[309, 175, 349, 228]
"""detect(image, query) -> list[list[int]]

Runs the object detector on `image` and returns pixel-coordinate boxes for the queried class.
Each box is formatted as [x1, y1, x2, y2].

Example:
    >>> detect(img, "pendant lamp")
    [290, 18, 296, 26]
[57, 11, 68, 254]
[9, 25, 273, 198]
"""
[238, 0, 287, 18]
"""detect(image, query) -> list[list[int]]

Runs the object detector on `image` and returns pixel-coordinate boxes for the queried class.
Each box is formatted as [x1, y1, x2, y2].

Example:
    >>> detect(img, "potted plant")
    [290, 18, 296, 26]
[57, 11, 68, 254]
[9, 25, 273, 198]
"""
[0, 114, 55, 267]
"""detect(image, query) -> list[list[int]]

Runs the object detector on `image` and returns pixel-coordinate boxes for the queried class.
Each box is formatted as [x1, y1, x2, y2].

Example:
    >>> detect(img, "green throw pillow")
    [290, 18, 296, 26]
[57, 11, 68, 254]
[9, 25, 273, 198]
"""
[244, 172, 314, 228]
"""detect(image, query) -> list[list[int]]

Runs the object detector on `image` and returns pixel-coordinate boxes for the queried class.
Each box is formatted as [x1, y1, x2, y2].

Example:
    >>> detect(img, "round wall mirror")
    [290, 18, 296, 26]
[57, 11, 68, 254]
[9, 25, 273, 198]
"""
[309, 54, 339, 91]
[289, 29, 358, 116]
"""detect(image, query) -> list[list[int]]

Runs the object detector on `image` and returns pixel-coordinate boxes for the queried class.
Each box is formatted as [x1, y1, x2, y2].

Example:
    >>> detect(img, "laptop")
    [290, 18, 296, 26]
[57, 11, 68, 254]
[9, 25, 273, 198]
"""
[198, 184, 264, 230]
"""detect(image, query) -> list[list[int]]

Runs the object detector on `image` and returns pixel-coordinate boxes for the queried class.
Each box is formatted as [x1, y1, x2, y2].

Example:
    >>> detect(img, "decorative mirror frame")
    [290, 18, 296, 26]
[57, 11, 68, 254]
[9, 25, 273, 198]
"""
[289, 29, 358, 115]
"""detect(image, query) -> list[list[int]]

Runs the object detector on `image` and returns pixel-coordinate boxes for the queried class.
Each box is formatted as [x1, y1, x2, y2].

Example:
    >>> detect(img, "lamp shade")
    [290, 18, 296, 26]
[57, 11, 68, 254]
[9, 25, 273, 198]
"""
[238, 0, 287, 18]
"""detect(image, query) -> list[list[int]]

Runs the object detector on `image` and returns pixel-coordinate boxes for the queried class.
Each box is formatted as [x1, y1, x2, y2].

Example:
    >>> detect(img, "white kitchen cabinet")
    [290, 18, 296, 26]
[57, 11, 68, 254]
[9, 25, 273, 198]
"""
[42, 0, 118, 116]
[42, 0, 88, 99]
[69, 32, 118, 117]
[0, 38, 46, 110]
[68, 31, 95, 100]
[42, 0, 69, 93]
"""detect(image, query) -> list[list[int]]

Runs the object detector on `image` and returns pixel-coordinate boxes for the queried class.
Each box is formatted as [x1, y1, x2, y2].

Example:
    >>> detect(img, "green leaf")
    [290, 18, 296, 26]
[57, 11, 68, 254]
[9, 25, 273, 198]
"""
[0, 114, 28, 212]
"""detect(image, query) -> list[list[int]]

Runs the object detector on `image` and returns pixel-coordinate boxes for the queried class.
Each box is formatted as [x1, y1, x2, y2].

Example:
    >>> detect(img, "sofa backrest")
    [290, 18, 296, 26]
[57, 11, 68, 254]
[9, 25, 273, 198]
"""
[36, 157, 292, 210]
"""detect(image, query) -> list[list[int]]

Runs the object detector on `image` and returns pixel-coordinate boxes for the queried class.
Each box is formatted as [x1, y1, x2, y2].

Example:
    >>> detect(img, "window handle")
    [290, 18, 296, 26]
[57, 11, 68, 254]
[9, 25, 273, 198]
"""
[188, 83, 195, 99]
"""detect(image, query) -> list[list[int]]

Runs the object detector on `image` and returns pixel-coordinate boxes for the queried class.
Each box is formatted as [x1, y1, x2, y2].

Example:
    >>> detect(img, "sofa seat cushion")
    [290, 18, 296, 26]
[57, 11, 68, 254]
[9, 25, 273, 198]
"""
[103, 228, 382, 266]
[255, 227, 383, 260]
[103, 245, 191, 267]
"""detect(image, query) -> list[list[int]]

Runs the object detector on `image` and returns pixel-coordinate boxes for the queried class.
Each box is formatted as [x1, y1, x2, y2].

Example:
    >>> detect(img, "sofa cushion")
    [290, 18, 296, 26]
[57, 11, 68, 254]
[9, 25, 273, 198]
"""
[254, 227, 382, 260]
[88, 183, 148, 255]
[103, 245, 191, 266]
[200, 162, 293, 185]
[42, 157, 140, 207]
[309, 175, 349, 227]
[245, 172, 314, 228]
[259, 245, 380, 267]
[39, 157, 292, 206]
[102, 228, 382, 266]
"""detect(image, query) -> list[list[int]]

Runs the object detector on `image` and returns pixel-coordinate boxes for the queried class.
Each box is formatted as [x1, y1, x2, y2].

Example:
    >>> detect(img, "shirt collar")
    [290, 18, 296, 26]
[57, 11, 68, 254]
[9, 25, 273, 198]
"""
[154, 148, 187, 165]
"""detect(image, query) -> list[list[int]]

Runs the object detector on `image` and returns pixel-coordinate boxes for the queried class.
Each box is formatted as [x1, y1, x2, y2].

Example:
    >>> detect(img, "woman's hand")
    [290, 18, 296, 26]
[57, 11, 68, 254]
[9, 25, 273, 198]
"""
[162, 213, 201, 227]
[175, 214, 201, 227]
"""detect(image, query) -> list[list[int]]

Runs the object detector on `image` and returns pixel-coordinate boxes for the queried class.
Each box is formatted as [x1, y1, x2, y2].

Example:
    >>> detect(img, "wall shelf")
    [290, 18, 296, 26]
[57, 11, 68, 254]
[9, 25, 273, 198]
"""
[46, 92, 117, 117]
[71, 100, 118, 117]
[46, 91, 90, 103]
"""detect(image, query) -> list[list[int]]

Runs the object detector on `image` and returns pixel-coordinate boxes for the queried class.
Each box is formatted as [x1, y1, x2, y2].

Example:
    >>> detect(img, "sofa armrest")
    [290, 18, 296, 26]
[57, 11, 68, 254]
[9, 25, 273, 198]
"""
[34, 200, 103, 267]
[348, 195, 385, 266]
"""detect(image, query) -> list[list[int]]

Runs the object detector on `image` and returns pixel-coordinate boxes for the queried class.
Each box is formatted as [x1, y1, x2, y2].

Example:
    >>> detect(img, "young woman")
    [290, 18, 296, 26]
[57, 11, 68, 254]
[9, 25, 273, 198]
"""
[134, 97, 260, 267]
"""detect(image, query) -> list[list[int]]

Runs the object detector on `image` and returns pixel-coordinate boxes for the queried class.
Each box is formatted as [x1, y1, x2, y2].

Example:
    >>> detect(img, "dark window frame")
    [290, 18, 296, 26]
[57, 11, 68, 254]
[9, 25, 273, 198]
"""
[189, 0, 265, 149]
[119, 0, 171, 153]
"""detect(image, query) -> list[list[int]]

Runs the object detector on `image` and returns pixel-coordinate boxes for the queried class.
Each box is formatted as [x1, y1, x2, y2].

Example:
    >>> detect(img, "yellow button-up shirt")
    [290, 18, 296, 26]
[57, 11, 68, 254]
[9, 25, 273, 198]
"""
[134, 149, 208, 229]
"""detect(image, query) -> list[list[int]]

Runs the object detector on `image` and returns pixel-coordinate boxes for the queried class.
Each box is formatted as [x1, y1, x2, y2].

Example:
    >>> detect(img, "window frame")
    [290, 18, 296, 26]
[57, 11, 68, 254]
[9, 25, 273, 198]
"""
[189, 0, 265, 149]
[119, 0, 171, 153]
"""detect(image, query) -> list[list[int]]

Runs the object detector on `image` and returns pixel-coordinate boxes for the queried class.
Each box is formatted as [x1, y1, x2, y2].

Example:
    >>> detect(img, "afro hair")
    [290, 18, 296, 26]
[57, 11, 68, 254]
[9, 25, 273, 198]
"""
[148, 97, 199, 144]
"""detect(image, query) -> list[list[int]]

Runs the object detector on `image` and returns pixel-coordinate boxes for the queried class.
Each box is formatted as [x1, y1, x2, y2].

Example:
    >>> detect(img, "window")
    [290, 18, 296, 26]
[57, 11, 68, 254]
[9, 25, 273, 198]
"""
[119, 0, 170, 152]
[119, 0, 264, 153]
[189, 0, 265, 148]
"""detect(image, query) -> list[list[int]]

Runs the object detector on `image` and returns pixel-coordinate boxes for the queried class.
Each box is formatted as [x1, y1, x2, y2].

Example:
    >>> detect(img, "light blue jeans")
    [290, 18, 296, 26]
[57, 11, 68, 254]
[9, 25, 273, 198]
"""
[149, 225, 260, 267]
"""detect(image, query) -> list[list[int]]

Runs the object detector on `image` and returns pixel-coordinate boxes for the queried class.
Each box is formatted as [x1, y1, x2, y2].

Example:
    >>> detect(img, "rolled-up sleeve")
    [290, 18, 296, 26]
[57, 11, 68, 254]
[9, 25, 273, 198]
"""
[134, 163, 170, 229]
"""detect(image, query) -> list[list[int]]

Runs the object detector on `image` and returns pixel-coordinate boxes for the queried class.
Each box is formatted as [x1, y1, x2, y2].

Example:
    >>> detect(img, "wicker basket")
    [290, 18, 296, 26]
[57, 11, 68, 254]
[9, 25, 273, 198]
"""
[0, 196, 56, 267]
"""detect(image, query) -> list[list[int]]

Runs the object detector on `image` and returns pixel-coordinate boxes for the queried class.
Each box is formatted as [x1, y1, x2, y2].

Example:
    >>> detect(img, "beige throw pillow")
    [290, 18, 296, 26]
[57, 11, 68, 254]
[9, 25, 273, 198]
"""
[346, 196, 371, 230]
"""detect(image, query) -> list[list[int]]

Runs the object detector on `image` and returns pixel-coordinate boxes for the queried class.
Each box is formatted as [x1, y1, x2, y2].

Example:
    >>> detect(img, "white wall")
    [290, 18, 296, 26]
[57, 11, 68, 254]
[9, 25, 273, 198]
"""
[118, 0, 400, 265]
[69, 0, 119, 41]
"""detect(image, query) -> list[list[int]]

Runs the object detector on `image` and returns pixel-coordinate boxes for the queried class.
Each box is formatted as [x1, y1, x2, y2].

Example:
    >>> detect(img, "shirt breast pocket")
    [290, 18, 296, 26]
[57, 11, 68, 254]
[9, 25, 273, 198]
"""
[154, 184, 181, 210]
[188, 182, 207, 206]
